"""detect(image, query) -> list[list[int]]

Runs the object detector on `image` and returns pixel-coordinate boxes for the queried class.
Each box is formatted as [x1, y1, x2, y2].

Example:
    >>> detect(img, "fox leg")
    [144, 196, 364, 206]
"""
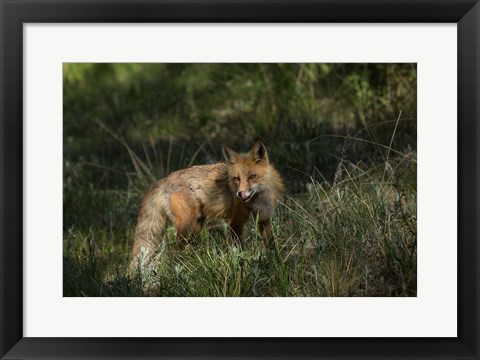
[229, 216, 248, 246]
[259, 219, 275, 249]
[230, 222, 246, 246]
[169, 192, 203, 249]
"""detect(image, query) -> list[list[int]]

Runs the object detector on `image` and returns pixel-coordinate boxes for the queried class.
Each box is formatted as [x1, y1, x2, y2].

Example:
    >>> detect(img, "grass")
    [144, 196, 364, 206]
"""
[63, 63, 417, 297]
[63, 144, 416, 297]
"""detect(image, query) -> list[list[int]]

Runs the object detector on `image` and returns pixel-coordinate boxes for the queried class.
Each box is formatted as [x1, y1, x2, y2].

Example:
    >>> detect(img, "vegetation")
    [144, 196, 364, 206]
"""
[63, 63, 416, 296]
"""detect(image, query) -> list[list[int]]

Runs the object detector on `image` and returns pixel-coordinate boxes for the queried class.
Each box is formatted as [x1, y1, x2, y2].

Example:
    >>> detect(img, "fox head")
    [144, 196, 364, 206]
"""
[222, 141, 272, 202]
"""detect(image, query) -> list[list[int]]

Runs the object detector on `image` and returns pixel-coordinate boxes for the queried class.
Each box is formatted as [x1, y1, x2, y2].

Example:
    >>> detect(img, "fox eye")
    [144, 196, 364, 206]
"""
[233, 176, 240, 183]
[248, 174, 257, 180]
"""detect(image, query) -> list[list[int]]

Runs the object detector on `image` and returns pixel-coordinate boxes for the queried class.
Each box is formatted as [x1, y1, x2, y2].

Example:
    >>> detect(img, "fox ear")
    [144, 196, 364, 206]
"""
[222, 144, 239, 164]
[251, 141, 269, 163]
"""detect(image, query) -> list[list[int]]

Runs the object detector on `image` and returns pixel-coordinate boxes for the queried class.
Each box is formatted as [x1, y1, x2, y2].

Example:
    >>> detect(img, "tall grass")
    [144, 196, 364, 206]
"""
[64, 138, 416, 297]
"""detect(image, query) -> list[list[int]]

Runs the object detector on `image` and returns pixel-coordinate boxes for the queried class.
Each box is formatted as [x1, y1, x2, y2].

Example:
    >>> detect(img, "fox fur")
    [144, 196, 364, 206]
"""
[130, 141, 284, 271]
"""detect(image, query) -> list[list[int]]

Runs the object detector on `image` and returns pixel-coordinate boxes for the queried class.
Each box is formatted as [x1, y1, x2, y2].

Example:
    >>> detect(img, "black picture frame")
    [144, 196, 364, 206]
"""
[1, 1, 479, 359]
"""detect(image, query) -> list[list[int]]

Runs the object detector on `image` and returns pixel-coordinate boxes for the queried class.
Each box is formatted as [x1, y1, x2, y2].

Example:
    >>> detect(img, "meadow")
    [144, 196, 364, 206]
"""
[63, 63, 417, 296]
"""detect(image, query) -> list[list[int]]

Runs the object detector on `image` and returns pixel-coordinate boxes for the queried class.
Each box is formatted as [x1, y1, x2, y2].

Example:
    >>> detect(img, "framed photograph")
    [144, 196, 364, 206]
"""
[1, 0, 479, 359]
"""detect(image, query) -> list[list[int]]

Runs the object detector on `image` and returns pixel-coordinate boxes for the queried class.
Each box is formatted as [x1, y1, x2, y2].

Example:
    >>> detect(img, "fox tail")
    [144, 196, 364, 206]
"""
[129, 196, 168, 274]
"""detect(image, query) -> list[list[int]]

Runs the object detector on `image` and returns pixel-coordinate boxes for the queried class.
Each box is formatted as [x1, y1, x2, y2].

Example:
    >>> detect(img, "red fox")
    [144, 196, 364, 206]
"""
[130, 141, 284, 271]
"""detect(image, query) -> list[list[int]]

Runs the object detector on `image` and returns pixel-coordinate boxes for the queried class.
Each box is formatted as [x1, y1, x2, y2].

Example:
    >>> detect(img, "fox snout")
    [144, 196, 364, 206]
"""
[236, 189, 254, 202]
